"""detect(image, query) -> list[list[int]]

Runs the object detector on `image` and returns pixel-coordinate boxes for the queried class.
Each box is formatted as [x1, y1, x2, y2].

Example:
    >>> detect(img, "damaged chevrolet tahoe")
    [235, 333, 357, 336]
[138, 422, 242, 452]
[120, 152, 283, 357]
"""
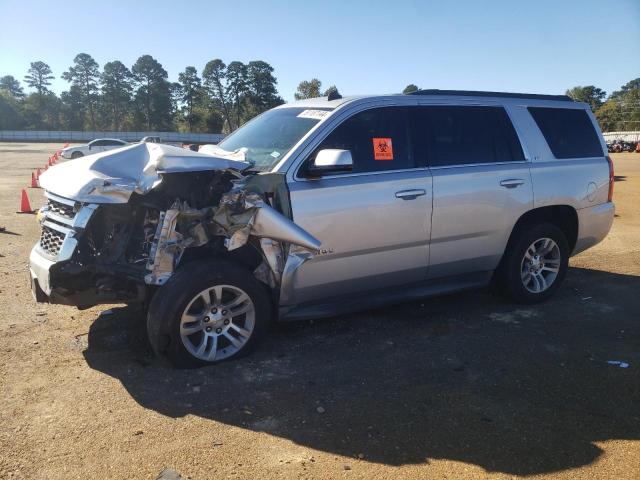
[30, 90, 615, 367]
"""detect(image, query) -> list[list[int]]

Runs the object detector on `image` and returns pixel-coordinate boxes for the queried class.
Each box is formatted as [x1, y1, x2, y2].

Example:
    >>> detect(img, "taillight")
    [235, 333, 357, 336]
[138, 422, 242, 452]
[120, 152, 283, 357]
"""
[607, 155, 614, 202]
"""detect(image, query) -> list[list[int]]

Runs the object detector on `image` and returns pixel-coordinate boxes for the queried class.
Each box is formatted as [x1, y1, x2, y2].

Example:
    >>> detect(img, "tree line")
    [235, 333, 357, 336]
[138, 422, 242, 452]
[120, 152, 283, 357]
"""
[0, 54, 285, 133]
[565, 80, 640, 132]
[1, 55, 638, 134]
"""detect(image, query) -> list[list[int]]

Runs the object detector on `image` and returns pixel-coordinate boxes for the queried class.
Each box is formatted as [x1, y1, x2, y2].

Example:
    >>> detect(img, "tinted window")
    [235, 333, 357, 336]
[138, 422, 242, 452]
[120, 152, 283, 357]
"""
[528, 107, 603, 159]
[104, 140, 125, 146]
[90, 140, 106, 146]
[412, 106, 524, 167]
[310, 107, 413, 173]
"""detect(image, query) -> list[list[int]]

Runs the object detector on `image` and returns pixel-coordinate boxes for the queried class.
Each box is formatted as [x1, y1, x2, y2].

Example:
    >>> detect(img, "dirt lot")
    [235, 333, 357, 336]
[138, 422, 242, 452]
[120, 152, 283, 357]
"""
[0, 143, 638, 480]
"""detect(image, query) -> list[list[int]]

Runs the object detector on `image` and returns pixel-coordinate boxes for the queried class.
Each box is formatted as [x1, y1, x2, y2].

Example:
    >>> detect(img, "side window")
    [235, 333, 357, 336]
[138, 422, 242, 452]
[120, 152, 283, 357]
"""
[91, 140, 106, 147]
[105, 140, 124, 146]
[528, 107, 604, 159]
[309, 107, 414, 173]
[412, 106, 525, 167]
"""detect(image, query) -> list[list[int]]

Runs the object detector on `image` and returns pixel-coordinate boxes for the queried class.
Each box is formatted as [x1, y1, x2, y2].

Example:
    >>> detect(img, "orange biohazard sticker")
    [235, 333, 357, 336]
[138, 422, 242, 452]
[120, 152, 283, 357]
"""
[372, 137, 393, 160]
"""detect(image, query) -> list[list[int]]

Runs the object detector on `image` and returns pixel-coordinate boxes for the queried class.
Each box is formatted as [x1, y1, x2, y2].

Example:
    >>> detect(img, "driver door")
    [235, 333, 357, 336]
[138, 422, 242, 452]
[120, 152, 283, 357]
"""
[282, 106, 432, 306]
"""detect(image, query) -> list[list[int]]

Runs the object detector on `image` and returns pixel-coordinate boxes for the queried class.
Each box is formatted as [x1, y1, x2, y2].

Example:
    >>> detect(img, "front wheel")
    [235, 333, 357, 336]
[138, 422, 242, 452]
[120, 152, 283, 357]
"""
[71, 151, 84, 159]
[147, 259, 272, 368]
[498, 223, 569, 304]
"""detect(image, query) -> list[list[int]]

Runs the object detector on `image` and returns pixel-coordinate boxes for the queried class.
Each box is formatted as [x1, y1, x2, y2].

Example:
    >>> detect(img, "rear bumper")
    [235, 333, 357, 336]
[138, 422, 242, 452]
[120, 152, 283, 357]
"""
[572, 202, 615, 256]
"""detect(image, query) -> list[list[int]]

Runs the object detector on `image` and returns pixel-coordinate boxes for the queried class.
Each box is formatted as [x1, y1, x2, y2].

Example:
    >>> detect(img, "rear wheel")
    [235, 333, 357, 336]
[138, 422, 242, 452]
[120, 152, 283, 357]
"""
[147, 259, 272, 368]
[498, 223, 569, 304]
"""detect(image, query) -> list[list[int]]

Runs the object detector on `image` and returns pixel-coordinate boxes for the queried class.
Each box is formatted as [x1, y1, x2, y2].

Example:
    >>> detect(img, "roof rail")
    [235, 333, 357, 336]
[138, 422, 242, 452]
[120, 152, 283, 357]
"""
[407, 89, 573, 102]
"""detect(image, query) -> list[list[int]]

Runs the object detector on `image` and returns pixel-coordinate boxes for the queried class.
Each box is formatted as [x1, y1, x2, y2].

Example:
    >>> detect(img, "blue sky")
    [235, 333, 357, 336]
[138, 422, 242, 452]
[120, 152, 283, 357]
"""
[1, 0, 638, 101]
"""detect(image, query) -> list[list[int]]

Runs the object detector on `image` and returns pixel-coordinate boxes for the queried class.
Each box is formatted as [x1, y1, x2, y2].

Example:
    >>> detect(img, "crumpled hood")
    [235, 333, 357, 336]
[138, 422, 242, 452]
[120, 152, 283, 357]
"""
[39, 142, 248, 203]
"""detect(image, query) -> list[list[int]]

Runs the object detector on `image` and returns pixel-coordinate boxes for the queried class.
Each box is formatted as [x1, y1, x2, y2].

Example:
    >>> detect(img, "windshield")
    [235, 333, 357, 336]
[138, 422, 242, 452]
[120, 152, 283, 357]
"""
[217, 107, 332, 171]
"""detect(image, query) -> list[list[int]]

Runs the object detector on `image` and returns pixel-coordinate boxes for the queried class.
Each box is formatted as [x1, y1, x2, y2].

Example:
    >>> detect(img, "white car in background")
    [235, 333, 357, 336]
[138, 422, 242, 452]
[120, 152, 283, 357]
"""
[60, 138, 129, 159]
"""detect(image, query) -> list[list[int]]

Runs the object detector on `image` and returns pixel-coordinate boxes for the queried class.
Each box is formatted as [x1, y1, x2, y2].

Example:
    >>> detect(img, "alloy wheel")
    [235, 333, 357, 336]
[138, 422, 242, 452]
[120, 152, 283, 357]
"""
[179, 284, 255, 361]
[520, 237, 561, 294]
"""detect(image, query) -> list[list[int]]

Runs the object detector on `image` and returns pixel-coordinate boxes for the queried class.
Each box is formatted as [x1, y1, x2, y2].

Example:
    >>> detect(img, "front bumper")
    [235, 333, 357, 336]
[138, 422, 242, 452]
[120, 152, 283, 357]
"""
[29, 244, 55, 301]
[28, 192, 98, 303]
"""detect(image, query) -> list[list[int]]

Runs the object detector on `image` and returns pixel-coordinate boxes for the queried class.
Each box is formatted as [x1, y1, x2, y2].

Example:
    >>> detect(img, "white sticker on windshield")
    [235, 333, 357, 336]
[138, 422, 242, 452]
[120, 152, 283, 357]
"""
[297, 109, 330, 120]
[270, 151, 281, 158]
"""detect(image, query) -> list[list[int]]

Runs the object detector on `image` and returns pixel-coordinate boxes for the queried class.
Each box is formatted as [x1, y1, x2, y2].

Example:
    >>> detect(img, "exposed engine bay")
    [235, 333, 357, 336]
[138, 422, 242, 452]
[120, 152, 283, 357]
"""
[35, 143, 321, 309]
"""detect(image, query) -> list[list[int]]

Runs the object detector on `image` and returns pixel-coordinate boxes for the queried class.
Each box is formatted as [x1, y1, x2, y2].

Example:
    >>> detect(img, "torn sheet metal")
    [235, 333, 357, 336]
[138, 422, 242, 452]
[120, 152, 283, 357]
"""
[213, 187, 321, 252]
[279, 244, 317, 304]
[144, 188, 321, 287]
[39, 142, 248, 204]
[145, 205, 185, 285]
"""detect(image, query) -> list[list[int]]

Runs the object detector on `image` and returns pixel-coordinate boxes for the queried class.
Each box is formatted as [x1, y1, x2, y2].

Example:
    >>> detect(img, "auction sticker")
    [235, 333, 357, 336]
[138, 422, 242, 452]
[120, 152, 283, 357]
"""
[372, 137, 393, 160]
[297, 109, 330, 120]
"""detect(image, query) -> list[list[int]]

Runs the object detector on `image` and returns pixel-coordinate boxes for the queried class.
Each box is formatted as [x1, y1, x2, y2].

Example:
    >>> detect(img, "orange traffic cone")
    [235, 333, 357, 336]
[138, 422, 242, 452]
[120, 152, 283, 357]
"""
[17, 189, 35, 214]
[44, 164, 48, 171]
[30, 172, 39, 188]
[36, 167, 41, 179]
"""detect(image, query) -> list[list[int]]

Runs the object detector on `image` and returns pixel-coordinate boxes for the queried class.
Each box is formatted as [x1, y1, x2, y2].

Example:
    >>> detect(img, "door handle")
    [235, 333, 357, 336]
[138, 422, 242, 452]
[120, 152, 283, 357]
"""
[395, 189, 426, 200]
[500, 179, 525, 189]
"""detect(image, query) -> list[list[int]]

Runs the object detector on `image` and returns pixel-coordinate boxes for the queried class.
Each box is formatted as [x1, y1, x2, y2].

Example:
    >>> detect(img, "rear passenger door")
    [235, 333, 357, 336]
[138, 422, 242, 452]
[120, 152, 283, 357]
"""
[412, 105, 533, 278]
[285, 106, 432, 306]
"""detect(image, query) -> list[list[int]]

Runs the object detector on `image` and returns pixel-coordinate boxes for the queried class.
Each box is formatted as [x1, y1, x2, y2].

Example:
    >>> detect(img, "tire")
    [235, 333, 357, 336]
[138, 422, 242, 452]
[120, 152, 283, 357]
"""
[71, 151, 84, 159]
[497, 222, 569, 304]
[146, 259, 272, 368]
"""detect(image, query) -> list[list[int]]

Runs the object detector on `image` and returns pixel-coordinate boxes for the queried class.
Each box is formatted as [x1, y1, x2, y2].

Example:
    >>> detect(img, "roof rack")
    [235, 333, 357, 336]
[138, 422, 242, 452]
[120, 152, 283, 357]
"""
[407, 89, 573, 102]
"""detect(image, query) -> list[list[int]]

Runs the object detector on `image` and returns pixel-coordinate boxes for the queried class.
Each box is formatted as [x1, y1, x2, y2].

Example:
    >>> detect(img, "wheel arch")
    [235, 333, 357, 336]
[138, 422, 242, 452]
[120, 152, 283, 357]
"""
[505, 205, 579, 256]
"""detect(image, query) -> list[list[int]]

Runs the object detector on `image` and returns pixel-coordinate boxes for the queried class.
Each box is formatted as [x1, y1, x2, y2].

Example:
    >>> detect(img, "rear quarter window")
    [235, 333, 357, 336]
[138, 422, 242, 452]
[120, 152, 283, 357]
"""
[528, 107, 604, 159]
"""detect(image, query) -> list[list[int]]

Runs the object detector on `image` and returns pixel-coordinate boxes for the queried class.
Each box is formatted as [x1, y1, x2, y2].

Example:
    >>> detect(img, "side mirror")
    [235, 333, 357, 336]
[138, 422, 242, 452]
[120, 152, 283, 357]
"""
[306, 149, 353, 177]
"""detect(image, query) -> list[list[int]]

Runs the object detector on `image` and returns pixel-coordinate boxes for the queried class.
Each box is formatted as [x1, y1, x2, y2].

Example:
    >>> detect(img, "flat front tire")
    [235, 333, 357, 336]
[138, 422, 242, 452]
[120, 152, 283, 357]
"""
[147, 259, 272, 368]
[498, 223, 569, 304]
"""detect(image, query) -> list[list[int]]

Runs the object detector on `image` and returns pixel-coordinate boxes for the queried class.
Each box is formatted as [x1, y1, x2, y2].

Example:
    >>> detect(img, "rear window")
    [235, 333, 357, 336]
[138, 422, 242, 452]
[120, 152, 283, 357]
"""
[528, 107, 603, 159]
[412, 106, 525, 167]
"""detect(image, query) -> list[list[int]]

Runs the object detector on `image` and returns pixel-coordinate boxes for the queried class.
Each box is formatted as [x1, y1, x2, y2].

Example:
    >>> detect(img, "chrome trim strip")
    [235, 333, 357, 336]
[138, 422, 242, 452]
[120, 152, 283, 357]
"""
[58, 236, 78, 262]
[429, 161, 528, 170]
[44, 211, 74, 227]
[45, 191, 77, 207]
[294, 166, 430, 182]
[73, 204, 98, 229]
[42, 220, 73, 235]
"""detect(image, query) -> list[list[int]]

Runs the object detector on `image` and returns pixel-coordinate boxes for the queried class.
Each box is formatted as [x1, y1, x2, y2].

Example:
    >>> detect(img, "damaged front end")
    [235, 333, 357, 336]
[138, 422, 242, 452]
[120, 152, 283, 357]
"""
[30, 143, 320, 310]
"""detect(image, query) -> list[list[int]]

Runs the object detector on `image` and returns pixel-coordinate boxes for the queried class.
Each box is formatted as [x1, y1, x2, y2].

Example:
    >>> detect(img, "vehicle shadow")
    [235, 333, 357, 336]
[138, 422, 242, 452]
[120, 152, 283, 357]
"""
[83, 267, 640, 475]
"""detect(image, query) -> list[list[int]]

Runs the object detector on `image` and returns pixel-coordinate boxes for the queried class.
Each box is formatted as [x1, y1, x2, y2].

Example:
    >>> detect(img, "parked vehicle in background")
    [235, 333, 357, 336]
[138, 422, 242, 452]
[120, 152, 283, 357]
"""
[607, 139, 638, 153]
[30, 90, 614, 367]
[60, 138, 129, 159]
[141, 136, 161, 143]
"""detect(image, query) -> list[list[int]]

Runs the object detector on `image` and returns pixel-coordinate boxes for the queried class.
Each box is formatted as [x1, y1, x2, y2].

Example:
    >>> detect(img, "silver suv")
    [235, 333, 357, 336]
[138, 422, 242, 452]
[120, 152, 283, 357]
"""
[29, 90, 615, 366]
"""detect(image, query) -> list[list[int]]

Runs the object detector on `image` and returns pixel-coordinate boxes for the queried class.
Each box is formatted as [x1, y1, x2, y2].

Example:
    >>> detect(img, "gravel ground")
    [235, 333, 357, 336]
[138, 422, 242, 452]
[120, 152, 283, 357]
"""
[0, 143, 638, 480]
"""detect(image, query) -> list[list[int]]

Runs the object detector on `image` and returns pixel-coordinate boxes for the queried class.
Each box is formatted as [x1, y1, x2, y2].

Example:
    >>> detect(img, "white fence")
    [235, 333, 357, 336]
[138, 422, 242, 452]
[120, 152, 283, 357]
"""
[0, 130, 225, 144]
[603, 131, 640, 143]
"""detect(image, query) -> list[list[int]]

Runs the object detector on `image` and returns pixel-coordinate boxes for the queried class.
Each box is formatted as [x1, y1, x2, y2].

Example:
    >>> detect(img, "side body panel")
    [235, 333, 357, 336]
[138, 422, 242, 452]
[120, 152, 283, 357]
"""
[427, 162, 533, 278]
[509, 104, 613, 255]
[285, 169, 432, 305]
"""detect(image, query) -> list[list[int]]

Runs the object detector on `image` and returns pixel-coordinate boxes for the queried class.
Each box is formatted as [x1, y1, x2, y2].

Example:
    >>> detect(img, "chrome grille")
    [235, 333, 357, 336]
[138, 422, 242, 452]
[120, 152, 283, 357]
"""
[40, 225, 65, 257]
[46, 198, 75, 219]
